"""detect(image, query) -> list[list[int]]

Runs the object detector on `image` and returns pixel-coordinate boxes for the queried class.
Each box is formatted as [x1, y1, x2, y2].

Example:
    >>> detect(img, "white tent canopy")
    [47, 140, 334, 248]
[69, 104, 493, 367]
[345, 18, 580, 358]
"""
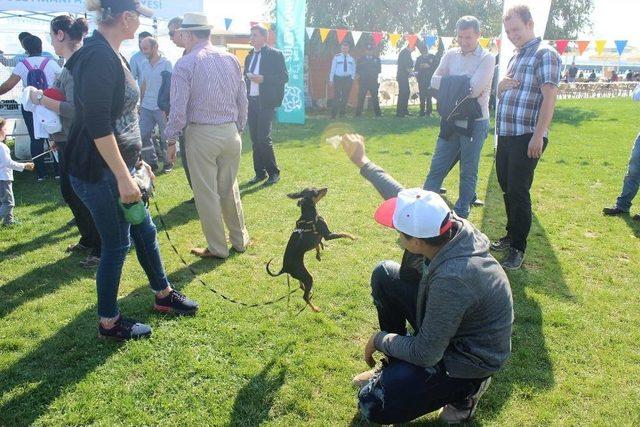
[0, 0, 203, 20]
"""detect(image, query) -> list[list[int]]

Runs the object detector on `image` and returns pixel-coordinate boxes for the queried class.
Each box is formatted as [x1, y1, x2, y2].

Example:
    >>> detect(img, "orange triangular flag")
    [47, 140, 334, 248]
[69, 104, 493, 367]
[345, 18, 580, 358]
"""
[319, 28, 331, 43]
[389, 33, 402, 47]
[405, 34, 418, 49]
[336, 29, 348, 44]
[595, 39, 607, 55]
[576, 40, 590, 55]
[495, 38, 502, 50]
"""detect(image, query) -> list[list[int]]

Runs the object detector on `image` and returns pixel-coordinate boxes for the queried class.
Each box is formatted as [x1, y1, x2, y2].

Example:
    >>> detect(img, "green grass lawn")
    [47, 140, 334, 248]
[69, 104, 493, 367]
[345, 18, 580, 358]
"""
[1, 98, 640, 426]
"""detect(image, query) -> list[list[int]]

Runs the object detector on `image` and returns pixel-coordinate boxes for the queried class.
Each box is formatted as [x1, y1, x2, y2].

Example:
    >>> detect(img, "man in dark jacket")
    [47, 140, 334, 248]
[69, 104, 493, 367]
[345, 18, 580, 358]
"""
[414, 44, 437, 116]
[244, 24, 289, 186]
[355, 44, 382, 118]
[396, 45, 415, 117]
[340, 134, 513, 425]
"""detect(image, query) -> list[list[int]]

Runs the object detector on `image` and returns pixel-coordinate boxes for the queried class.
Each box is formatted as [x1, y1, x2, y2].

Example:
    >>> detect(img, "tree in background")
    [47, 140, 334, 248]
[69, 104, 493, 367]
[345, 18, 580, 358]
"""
[302, 0, 594, 54]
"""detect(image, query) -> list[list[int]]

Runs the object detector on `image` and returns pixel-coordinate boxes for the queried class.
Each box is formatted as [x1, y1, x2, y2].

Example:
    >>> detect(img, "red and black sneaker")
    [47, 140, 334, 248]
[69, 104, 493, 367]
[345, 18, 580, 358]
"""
[154, 289, 199, 315]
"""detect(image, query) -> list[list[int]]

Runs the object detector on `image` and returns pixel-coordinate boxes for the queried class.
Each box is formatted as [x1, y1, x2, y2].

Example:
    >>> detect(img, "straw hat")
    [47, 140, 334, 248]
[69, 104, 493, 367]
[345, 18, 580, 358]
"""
[178, 13, 214, 31]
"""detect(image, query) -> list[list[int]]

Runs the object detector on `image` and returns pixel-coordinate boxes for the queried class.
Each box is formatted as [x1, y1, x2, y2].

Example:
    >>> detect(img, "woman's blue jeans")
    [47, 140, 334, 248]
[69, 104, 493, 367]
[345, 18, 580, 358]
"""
[70, 169, 169, 318]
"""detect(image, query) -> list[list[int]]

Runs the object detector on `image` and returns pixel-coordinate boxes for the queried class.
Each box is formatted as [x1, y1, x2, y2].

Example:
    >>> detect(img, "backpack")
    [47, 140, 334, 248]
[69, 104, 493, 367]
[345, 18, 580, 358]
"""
[22, 58, 50, 90]
[157, 70, 172, 114]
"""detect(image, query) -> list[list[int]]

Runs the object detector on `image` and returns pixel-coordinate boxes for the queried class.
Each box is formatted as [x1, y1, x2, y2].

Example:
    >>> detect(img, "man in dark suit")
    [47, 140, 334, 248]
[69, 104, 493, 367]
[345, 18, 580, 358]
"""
[396, 45, 415, 117]
[244, 24, 289, 186]
[414, 44, 437, 117]
[355, 44, 382, 118]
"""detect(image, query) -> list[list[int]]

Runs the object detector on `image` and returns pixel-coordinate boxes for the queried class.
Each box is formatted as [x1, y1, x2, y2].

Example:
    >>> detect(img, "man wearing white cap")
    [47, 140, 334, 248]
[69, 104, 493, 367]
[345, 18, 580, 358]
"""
[340, 134, 513, 424]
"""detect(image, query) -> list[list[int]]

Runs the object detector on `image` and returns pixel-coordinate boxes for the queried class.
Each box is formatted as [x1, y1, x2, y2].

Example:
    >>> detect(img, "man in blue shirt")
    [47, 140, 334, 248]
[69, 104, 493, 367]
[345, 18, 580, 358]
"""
[129, 31, 153, 85]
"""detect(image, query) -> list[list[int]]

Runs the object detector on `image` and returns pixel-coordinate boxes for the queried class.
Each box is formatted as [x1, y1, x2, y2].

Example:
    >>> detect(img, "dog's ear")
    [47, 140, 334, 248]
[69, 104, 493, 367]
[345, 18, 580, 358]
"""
[287, 192, 304, 199]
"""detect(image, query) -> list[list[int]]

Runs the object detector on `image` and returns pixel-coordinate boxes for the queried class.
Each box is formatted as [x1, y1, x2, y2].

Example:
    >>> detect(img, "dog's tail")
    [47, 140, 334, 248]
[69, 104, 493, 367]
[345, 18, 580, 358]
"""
[266, 259, 285, 277]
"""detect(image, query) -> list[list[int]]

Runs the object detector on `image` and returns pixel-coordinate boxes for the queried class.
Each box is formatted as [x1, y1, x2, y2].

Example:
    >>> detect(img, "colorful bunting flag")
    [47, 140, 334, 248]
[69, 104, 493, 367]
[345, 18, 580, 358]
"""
[425, 35, 438, 50]
[336, 29, 348, 44]
[389, 33, 402, 47]
[495, 38, 502, 50]
[319, 28, 331, 43]
[478, 37, 491, 49]
[351, 31, 363, 46]
[306, 27, 315, 40]
[441, 37, 454, 50]
[614, 40, 628, 56]
[595, 39, 607, 55]
[555, 39, 569, 55]
[250, 21, 258, 28]
[224, 18, 232, 31]
[405, 34, 418, 49]
[576, 40, 590, 55]
[372, 31, 384, 47]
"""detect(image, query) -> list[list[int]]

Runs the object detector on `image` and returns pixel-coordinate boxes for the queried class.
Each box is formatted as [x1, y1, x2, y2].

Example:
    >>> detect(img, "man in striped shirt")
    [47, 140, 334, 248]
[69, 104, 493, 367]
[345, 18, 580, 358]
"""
[492, 5, 561, 270]
[165, 13, 250, 259]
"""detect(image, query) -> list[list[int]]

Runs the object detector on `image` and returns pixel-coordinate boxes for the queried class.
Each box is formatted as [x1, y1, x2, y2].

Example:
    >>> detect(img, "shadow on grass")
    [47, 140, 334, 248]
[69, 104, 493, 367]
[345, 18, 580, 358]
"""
[0, 287, 154, 426]
[552, 106, 599, 126]
[229, 344, 292, 426]
[1, 223, 74, 263]
[0, 257, 94, 320]
[476, 162, 572, 421]
[622, 215, 640, 238]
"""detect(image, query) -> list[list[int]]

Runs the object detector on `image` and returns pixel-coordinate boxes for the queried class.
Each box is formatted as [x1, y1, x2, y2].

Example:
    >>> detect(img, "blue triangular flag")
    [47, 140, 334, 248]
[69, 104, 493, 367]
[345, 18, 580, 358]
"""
[615, 40, 628, 56]
[425, 35, 438, 50]
[224, 18, 232, 31]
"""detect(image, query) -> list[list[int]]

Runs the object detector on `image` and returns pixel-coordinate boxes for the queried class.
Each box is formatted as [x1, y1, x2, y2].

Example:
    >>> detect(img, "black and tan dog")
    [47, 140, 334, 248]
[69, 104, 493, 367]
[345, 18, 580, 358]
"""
[266, 187, 355, 312]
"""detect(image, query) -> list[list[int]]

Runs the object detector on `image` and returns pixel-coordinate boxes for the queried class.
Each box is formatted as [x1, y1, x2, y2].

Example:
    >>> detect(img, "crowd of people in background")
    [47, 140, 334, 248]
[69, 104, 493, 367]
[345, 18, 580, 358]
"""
[1, 0, 639, 425]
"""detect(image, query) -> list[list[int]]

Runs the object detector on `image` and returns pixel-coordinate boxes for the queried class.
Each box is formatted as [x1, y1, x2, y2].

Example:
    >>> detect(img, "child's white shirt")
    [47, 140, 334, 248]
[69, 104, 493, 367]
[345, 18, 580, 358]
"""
[0, 142, 26, 181]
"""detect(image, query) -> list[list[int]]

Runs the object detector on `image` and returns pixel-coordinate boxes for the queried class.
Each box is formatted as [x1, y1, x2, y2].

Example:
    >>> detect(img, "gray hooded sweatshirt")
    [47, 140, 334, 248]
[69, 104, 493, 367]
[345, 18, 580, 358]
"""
[362, 162, 514, 379]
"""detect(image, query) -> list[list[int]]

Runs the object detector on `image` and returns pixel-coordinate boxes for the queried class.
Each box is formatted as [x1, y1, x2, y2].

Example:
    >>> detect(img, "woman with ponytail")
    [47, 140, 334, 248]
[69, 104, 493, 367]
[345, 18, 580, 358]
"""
[29, 15, 103, 269]
[65, 0, 199, 340]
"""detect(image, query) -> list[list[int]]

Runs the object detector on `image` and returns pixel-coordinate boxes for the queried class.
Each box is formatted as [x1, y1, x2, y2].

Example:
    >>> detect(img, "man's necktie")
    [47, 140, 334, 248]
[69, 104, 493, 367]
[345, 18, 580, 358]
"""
[249, 51, 260, 73]
[343, 54, 347, 73]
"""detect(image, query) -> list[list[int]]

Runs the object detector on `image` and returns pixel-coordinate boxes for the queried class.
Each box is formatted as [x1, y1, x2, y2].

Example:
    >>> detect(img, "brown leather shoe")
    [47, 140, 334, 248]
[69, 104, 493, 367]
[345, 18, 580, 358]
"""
[190, 248, 227, 259]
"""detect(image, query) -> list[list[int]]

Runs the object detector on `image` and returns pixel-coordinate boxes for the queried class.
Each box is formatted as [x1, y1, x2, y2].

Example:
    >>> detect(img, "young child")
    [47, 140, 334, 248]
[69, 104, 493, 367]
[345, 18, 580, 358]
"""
[0, 118, 34, 226]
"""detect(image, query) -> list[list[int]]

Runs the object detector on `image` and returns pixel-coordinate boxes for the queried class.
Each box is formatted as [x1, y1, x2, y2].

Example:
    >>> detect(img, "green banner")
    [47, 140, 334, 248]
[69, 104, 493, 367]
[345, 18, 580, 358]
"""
[276, 0, 306, 124]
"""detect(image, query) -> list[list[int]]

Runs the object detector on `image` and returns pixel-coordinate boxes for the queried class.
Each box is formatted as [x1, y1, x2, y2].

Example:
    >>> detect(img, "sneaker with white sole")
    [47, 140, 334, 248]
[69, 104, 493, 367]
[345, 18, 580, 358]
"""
[439, 377, 492, 424]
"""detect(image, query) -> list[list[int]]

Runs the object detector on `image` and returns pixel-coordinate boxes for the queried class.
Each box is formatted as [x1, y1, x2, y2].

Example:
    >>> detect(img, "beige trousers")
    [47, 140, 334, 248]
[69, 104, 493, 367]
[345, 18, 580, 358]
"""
[184, 122, 250, 257]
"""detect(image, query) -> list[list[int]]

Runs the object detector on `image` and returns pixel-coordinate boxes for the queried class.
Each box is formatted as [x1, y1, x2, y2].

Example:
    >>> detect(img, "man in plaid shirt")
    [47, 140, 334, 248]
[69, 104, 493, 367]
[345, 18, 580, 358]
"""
[492, 5, 562, 270]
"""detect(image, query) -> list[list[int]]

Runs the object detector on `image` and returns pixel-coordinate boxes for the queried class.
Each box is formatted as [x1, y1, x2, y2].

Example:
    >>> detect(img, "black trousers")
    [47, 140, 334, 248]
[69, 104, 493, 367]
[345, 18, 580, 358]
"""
[21, 107, 58, 179]
[331, 76, 353, 118]
[396, 77, 410, 116]
[178, 135, 192, 190]
[418, 81, 432, 115]
[495, 134, 548, 252]
[56, 141, 101, 257]
[355, 80, 381, 117]
[248, 97, 279, 178]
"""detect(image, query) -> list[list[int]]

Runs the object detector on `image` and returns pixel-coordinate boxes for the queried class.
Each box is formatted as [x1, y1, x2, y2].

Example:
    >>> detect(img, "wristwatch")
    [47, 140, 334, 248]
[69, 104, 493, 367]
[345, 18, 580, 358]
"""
[36, 92, 43, 104]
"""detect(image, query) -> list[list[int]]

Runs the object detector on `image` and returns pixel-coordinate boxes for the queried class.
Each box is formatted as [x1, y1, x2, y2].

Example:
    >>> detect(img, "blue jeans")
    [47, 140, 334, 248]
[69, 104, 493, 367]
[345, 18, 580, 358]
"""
[70, 169, 169, 318]
[616, 133, 640, 211]
[359, 261, 487, 424]
[424, 119, 490, 218]
[358, 360, 485, 424]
